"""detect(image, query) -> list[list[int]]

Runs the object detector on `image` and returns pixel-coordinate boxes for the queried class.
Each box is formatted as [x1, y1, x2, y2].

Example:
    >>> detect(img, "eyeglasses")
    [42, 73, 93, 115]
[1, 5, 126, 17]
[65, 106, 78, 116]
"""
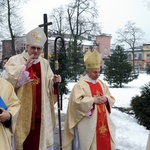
[30, 46, 42, 50]
[91, 71, 100, 74]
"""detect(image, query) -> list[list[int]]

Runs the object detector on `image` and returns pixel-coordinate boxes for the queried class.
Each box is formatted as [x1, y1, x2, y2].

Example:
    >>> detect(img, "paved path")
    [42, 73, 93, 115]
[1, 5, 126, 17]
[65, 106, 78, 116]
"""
[54, 113, 66, 150]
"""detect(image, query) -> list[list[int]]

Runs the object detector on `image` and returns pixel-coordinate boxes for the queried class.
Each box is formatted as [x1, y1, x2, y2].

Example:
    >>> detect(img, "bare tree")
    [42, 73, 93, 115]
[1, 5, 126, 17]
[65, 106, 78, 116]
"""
[116, 21, 144, 73]
[67, 0, 101, 81]
[0, 0, 27, 55]
[48, 6, 69, 36]
[48, 0, 101, 81]
[49, 0, 101, 39]
[67, 0, 101, 39]
[143, 0, 150, 10]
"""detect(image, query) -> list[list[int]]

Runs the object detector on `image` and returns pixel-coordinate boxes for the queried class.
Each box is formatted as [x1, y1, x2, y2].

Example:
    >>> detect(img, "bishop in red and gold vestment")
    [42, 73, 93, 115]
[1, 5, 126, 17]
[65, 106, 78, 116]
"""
[63, 50, 116, 150]
[2, 27, 61, 150]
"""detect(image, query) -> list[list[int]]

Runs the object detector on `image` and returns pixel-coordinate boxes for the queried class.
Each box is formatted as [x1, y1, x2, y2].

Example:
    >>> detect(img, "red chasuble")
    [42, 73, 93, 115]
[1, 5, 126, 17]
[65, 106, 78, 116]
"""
[87, 82, 111, 150]
[23, 62, 41, 150]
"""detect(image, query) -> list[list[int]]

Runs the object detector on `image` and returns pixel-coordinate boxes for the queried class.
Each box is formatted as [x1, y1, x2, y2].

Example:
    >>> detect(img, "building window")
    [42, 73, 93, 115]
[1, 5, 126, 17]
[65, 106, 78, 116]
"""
[21, 43, 26, 52]
[104, 48, 108, 56]
[84, 47, 89, 52]
[138, 53, 142, 60]
[134, 54, 137, 59]
[128, 54, 132, 60]
[146, 45, 150, 49]
[147, 53, 150, 59]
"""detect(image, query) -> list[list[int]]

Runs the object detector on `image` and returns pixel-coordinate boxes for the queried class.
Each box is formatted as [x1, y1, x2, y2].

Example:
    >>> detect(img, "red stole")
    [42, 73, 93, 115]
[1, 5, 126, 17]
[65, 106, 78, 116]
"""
[23, 62, 41, 150]
[87, 82, 111, 150]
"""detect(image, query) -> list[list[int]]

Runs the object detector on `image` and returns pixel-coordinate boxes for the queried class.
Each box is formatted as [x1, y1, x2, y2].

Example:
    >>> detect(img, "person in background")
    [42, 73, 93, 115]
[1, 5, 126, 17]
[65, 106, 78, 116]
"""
[0, 57, 10, 77]
[0, 78, 20, 150]
[63, 49, 116, 150]
[2, 57, 10, 69]
[146, 133, 150, 150]
[2, 27, 61, 150]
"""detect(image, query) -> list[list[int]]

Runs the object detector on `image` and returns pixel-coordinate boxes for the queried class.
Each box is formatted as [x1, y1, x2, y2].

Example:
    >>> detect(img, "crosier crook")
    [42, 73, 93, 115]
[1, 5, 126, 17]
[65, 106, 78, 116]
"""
[54, 36, 65, 150]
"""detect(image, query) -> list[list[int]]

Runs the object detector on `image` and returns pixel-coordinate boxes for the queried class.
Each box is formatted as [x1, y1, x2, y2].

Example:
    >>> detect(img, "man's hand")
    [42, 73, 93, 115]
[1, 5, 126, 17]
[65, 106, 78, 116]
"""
[52, 75, 61, 83]
[25, 54, 36, 68]
[0, 108, 11, 122]
[94, 95, 107, 104]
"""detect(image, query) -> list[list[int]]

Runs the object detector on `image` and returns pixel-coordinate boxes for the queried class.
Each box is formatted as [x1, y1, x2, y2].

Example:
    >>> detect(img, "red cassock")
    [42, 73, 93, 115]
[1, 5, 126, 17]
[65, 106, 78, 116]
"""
[23, 62, 42, 150]
[87, 82, 111, 150]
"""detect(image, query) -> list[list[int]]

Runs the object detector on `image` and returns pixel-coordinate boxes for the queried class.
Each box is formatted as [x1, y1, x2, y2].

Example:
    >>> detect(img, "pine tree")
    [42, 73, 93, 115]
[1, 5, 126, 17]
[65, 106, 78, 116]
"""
[146, 64, 150, 74]
[104, 45, 138, 88]
[68, 40, 85, 82]
[131, 82, 150, 129]
[50, 44, 69, 109]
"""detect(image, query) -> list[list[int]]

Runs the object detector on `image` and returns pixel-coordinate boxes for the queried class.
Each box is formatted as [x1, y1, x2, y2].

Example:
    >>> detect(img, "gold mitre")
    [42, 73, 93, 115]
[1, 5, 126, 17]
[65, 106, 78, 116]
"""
[26, 27, 47, 47]
[84, 49, 101, 68]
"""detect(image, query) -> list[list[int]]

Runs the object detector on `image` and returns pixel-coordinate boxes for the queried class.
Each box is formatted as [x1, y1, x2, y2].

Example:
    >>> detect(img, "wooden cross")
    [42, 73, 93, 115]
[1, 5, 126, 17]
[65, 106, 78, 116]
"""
[39, 14, 52, 59]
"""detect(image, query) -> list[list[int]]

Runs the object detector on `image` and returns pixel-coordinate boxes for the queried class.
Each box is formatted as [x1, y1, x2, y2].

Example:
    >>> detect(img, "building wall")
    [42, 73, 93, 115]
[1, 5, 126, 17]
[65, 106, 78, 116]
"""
[15, 36, 26, 54]
[0, 43, 2, 68]
[0, 43, 2, 62]
[1, 34, 112, 68]
[124, 45, 150, 70]
[2, 40, 12, 61]
[96, 34, 111, 68]
[143, 44, 150, 69]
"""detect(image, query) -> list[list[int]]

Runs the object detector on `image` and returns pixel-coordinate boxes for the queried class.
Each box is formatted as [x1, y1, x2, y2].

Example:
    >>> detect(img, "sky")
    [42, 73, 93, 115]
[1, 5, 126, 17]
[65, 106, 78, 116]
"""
[98, 0, 150, 44]
[56, 72, 150, 150]
[21, 0, 150, 45]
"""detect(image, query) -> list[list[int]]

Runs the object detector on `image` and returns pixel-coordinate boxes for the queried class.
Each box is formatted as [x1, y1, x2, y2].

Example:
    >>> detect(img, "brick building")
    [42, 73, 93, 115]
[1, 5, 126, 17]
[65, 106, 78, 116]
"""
[1, 33, 112, 69]
[96, 34, 112, 68]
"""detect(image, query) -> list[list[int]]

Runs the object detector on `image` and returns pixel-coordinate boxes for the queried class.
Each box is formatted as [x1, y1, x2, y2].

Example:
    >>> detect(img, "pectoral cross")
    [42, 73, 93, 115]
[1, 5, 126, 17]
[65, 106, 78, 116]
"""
[32, 74, 40, 85]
